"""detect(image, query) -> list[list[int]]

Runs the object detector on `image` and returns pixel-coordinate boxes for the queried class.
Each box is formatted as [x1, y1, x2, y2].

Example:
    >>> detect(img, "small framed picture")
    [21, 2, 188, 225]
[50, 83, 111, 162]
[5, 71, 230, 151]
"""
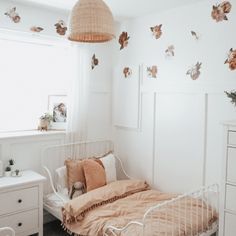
[48, 95, 67, 130]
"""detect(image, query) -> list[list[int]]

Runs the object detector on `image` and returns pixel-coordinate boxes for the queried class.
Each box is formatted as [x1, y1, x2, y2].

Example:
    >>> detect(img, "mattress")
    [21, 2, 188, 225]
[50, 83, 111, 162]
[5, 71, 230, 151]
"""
[44, 190, 70, 220]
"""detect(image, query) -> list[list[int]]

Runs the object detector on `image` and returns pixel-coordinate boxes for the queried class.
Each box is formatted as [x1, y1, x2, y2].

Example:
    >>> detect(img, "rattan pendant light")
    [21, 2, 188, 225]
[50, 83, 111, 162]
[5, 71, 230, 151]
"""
[68, 0, 115, 43]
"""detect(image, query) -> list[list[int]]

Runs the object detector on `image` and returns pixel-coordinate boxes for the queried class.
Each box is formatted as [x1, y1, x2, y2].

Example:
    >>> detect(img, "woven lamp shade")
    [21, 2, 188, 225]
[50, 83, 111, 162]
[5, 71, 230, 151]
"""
[69, 0, 115, 43]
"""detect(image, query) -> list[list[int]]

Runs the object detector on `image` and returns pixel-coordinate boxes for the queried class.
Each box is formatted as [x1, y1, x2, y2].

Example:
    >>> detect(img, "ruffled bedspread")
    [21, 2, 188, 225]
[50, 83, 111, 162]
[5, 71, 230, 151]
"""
[62, 180, 217, 236]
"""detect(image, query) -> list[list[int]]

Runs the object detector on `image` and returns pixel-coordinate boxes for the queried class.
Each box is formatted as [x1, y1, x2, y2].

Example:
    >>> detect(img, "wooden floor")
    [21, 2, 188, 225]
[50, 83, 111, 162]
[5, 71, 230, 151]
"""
[43, 220, 70, 236]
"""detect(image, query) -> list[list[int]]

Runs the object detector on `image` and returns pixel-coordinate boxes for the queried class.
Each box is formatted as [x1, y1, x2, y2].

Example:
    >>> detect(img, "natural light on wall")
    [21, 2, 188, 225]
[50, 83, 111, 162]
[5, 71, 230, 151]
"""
[0, 36, 73, 132]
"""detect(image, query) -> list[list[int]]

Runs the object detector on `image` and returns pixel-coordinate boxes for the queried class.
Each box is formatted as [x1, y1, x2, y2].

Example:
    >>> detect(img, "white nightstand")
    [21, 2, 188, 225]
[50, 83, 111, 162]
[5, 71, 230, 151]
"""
[0, 170, 46, 236]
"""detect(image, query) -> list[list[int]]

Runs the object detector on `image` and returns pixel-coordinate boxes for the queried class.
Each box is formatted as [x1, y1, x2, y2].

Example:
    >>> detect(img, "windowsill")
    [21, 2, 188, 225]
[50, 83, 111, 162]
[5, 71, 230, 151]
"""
[0, 130, 66, 140]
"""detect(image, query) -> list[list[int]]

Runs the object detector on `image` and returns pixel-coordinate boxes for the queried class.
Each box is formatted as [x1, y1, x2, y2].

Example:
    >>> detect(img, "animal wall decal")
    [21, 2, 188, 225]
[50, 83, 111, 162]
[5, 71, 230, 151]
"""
[91, 54, 99, 70]
[225, 48, 236, 70]
[30, 26, 44, 33]
[191, 31, 200, 40]
[165, 45, 175, 57]
[150, 24, 162, 39]
[123, 67, 132, 78]
[5, 7, 21, 23]
[211, 1, 232, 22]
[54, 20, 67, 36]
[147, 66, 158, 78]
[119, 32, 130, 50]
[186, 62, 202, 80]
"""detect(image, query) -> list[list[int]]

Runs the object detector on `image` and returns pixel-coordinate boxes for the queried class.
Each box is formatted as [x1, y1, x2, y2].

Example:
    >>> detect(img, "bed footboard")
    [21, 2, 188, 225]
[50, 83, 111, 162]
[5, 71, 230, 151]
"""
[104, 184, 219, 236]
[104, 221, 144, 236]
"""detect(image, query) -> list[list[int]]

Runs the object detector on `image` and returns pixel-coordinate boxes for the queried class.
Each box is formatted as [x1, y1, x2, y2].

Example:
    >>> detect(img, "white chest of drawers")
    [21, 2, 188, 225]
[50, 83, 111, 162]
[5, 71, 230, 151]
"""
[220, 121, 236, 236]
[0, 171, 45, 236]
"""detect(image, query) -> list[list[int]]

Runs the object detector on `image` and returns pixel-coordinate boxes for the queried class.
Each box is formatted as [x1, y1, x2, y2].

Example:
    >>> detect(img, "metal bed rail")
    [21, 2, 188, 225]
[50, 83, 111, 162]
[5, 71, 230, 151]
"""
[41, 140, 131, 205]
[104, 184, 219, 236]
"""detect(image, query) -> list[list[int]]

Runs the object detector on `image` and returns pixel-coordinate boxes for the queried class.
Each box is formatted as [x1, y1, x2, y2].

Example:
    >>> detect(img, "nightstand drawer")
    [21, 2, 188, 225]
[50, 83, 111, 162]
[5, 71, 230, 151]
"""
[0, 187, 38, 216]
[227, 148, 236, 183]
[226, 185, 236, 212]
[224, 213, 236, 236]
[229, 131, 236, 146]
[0, 209, 38, 235]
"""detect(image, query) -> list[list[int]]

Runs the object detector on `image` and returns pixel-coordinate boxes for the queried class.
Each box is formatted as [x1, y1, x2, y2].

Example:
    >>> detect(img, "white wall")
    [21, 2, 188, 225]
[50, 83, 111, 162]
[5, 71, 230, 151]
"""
[2, 0, 234, 196]
[87, 42, 113, 141]
[113, 0, 236, 193]
[0, 0, 68, 37]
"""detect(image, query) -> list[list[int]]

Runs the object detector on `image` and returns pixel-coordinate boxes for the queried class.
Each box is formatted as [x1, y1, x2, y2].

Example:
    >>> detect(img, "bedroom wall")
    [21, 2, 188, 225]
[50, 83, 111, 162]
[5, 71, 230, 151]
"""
[112, 0, 236, 193]
[0, 0, 68, 37]
[0, 1, 113, 172]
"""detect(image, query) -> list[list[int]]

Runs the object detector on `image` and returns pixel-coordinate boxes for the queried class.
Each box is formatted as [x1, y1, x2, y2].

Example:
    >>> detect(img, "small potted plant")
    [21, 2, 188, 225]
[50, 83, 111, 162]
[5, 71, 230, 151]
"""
[9, 158, 15, 173]
[38, 113, 53, 131]
[9, 159, 15, 166]
[5, 166, 11, 177]
[15, 169, 20, 177]
[225, 91, 236, 106]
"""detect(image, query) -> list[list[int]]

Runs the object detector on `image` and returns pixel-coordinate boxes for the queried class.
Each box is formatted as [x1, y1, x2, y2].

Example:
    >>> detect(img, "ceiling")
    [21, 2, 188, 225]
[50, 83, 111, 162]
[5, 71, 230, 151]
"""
[16, 0, 202, 19]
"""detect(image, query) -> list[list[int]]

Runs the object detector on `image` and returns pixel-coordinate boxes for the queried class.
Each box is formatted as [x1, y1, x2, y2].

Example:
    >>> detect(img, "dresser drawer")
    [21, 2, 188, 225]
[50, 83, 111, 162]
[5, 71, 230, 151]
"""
[226, 185, 236, 211]
[227, 148, 236, 183]
[0, 209, 38, 235]
[0, 187, 38, 216]
[229, 131, 236, 146]
[224, 213, 236, 236]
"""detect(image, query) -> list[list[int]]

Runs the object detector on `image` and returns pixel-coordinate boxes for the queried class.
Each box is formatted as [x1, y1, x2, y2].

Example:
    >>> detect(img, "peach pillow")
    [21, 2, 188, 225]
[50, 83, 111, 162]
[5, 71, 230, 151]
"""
[64, 159, 86, 190]
[83, 159, 106, 192]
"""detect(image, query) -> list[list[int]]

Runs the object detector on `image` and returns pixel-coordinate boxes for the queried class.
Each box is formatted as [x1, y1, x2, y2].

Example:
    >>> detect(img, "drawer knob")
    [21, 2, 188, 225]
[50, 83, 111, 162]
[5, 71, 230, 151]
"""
[18, 223, 22, 227]
[18, 199, 22, 203]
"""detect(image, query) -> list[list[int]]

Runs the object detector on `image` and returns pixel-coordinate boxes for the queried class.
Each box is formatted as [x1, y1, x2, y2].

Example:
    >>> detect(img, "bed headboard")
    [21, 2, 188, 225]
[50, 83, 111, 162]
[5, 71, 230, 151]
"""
[41, 140, 130, 195]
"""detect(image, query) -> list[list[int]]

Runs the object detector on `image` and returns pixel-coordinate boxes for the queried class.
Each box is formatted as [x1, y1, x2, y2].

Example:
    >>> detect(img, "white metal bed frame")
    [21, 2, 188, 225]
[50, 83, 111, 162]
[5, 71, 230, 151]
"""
[104, 184, 219, 236]
[41, 140, 219, 236]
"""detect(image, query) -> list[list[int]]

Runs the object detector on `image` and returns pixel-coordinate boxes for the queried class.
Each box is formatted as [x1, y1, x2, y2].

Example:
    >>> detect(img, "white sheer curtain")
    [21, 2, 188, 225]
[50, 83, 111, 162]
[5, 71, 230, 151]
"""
[66, 44, 91, 143]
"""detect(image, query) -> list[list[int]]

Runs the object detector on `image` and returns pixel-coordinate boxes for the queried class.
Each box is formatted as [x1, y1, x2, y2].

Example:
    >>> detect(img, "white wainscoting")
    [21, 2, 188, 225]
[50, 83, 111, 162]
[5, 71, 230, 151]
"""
[0, 132, 66, 174]
[154, 92, 206, 193]
[113, 65, 141, 129]
[114, 92, 155, 185]
[113, 90, 236, 193]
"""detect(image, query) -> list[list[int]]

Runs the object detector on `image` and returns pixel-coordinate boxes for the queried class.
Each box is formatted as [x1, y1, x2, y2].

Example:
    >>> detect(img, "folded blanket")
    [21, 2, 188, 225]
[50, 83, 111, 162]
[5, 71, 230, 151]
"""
[62, 179, 149, 224]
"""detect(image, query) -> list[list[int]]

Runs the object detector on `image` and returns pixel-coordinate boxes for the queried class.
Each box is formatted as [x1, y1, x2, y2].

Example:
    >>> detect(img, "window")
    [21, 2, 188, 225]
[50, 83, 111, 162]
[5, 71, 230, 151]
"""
[0, 35, 73, 132]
